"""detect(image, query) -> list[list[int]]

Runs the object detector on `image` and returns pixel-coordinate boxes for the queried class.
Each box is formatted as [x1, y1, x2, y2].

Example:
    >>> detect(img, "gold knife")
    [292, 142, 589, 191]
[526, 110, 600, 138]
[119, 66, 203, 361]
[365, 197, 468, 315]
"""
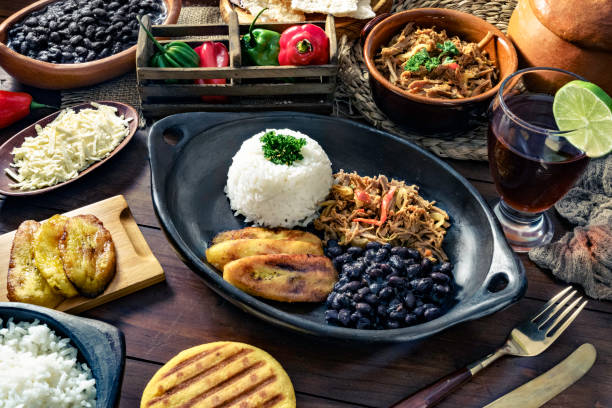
[484, 343, 597, 408]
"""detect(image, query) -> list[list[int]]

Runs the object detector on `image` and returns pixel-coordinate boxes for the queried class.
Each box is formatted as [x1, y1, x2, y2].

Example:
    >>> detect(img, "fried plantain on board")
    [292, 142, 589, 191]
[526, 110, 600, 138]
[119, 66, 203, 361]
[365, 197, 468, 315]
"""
[33, 215, 79, 298]
[212, 227, 322, 247]
[7, 220, 64, 308]
[223, 254, 337, 302]
[205, 238, 324, 270]
[59, 215, 116, 298]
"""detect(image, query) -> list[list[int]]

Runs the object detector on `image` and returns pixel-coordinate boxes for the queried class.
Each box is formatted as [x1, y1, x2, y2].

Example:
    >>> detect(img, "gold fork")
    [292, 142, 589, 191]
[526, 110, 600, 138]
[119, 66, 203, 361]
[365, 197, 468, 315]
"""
[391, 286, 588, 408]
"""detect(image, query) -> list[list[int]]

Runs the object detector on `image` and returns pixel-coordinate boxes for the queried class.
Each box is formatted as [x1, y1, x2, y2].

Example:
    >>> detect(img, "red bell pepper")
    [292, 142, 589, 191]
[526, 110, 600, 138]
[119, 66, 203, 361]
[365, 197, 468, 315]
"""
[194, 42, 229, 103]
[353, 186, 397, 226]
[278, 24, 329, 66]
[0, 91, 56, 129]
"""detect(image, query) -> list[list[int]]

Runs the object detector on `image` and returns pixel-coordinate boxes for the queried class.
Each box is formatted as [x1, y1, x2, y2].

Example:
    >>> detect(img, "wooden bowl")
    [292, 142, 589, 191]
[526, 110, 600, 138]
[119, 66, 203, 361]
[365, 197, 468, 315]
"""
[219, 0, 393, 40]
[0, 101, 138, 196]
[0, 0, 181, 90]
[362, 9, 518, 134]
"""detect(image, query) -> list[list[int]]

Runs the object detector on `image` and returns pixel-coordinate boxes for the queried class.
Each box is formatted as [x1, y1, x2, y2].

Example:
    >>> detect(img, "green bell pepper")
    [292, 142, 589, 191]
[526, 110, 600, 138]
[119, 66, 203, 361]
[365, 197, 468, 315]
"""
[137, 17, 199, 83]
[241, 8, 281, 66]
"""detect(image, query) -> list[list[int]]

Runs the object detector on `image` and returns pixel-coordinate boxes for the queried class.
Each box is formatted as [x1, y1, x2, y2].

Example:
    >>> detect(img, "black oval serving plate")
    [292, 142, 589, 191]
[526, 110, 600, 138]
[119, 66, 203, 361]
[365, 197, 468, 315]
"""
[0, 302, 125, 407]
[148, 112, 526, 342]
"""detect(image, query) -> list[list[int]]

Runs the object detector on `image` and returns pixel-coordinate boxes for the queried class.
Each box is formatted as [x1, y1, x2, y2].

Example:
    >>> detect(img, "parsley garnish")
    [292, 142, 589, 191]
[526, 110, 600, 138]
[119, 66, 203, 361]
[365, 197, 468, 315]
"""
[437, 41, 459, 56]
[405, 42, 460, 72]
[405, 49, 430, 72]
[260, 131, 307, 165]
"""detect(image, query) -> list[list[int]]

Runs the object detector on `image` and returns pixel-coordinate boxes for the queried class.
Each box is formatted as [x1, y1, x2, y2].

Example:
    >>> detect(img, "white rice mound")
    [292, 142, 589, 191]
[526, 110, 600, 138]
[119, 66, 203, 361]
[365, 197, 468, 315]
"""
[0, 318, 97, 408]
[225, 128, 333, 227]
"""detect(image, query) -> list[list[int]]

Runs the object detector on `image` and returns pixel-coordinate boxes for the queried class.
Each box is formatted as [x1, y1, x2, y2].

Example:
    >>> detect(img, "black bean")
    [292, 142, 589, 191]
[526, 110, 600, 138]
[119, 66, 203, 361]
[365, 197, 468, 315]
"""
[388, 276, 405, 288]
[25, 17, 38, 27]
[49, 32, 61, 43]
[389, 255, 404, 270]
[37, 51, 49, 61]
[108, 1, 121, 9]
[364, 294, 378, 305]
[363, 249, 376, 260]
[406, 248, 421, 261]
[98, 47, 110, 58]
[389, 305, 406, 321]
[347, 246, 363, 257]
[404, 291, 416, 309]
[92, 8, 106, 18]
[431, 272, 450, 284]
[344, 281, 362, 293]
[379, 263, 392, 275]
[366, 241, 381, 251]
[404, 313, 418, 326]
[356, 302, 372, 315]
[85, 50, 97, 61]
[338, 309, 351, 326]
[439, 262, 452, 274]
[74, 46, 87, 55]
[327, 246, 343, 257]
[379, 286, 393, 299]
[424, 307, 442, 321]
[405, 264, 420, 279]
[374, 248, 389, 262]
[69, 35, 83, 46]
[413, 305, 426, 319]
[367, 267, 382, 279]
[68, 21, 79, 33]
[325, 310, 339, 324]
[411, 278, 433, 294]
[350, 311, 363, 323]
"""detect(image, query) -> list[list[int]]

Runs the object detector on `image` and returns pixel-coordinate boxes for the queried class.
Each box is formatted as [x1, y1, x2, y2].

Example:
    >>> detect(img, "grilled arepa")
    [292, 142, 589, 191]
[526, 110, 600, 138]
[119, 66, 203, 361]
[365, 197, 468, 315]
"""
[59, 215, 116, 298]
[141, 341, 296, 408]
[212, 227, 322, 247]
[33, 215, 79, 298]
[223, 254, 337, 302]
[7, 220, 64, 308]
[205, 238, 323, 270]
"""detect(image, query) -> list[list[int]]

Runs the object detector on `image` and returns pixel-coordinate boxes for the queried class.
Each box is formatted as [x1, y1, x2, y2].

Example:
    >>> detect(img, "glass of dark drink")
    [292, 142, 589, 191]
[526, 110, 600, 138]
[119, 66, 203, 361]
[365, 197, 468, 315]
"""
[488, 67, 589, 252]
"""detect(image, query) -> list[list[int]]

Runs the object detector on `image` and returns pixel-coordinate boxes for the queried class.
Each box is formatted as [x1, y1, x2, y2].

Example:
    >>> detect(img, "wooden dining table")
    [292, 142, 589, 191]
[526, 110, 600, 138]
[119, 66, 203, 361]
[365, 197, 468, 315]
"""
[0, 1, 611, 407]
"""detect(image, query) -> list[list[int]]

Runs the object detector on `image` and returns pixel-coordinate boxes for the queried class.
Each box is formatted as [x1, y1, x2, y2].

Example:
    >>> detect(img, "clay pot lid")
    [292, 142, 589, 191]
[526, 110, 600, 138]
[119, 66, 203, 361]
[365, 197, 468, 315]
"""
[529, 0, 612, 51]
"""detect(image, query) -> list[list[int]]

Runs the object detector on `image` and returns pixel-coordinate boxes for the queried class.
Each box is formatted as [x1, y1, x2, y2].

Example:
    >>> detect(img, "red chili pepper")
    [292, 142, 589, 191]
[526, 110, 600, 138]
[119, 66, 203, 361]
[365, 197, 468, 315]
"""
[278, 24, 329, 66]
[194, 42, 229, 103]
[353, 186, 397, 226]
[447, 62, 459, 70]
[0, 91, 56, 129]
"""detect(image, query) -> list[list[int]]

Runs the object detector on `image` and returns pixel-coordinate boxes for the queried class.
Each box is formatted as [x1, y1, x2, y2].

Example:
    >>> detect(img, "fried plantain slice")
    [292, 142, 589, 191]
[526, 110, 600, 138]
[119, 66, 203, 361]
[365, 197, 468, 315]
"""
[205, 238, 324, 270]
[33, 215, 79, 298]
[223, 254, 337, 302]
[212, 227, 322, 247]
[59, 215, 116, 298]
[7, 220, 64, 308]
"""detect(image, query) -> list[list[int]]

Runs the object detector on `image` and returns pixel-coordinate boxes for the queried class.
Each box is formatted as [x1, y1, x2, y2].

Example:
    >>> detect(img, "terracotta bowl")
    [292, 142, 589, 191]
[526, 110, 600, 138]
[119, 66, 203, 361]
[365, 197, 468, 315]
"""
[0, 0, 180, 90]
[362, 9, 518, 134]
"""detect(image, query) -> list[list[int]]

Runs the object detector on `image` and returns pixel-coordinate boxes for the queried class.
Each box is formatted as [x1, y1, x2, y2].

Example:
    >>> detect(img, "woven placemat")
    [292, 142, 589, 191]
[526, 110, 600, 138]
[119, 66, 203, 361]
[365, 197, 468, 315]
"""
[337, 0, 517, 161]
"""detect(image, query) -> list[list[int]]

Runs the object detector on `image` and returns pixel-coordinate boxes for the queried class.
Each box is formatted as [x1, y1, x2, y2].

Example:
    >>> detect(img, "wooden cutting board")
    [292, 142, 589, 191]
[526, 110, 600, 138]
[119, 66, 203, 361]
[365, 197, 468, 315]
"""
[219, 0, 394, 40]
[0, 195, 165, 314]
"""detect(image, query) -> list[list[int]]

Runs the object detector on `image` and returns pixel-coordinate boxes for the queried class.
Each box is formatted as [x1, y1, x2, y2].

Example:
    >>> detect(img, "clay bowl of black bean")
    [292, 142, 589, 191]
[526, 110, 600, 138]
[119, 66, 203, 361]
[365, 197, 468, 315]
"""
[0, 0, 180, 90]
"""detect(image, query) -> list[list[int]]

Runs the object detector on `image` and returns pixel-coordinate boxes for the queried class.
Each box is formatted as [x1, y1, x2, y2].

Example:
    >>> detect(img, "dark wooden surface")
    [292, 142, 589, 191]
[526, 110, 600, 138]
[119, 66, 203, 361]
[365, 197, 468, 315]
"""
[0, 1, 611, 407]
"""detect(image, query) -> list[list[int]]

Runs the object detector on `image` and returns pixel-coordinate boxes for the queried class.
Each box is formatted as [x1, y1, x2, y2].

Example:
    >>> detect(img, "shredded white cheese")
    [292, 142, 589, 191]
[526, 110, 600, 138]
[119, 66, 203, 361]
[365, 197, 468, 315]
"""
[5, 103, 132, 191]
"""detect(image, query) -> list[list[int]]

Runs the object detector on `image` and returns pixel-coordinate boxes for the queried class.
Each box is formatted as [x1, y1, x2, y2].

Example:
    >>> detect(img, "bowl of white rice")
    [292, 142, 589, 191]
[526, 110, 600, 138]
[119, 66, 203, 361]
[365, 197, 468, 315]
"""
[225, 128, 333, 228]
[0, 302, 125, 408]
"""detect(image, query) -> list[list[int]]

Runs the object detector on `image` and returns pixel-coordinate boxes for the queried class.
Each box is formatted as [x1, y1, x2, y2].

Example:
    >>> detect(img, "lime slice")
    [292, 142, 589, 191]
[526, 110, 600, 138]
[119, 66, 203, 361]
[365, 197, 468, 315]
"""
[553, 80, 612, 157]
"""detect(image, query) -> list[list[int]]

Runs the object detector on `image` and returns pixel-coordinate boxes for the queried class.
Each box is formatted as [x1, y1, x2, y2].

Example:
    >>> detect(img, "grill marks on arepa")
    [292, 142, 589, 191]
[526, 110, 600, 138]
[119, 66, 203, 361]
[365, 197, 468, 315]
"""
[142, 342, 295, 408]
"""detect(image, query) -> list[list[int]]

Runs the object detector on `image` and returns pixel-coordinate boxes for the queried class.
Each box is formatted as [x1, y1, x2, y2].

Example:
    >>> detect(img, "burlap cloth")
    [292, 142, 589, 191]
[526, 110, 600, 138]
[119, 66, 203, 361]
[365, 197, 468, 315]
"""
[529, 156, 612, 301]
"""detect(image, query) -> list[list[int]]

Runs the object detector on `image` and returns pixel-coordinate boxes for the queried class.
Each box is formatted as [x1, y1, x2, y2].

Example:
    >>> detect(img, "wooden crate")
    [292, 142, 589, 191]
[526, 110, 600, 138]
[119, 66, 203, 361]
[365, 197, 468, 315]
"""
[136, 11, 338, 117]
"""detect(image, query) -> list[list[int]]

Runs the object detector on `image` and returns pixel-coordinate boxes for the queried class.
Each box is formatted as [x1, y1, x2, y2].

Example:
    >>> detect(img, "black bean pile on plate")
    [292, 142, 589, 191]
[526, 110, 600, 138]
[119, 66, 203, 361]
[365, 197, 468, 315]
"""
[324, 241, 455, 330]
[6, 0, 166, 64]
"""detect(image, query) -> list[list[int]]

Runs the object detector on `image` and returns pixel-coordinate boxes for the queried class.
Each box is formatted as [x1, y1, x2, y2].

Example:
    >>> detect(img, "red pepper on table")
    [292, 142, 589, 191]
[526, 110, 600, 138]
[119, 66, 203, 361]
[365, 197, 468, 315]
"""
[353, 186, 397, 226]
[278, 24, 329, 66]
[0, 90, 56, 129]
[194, 42, 229, 103]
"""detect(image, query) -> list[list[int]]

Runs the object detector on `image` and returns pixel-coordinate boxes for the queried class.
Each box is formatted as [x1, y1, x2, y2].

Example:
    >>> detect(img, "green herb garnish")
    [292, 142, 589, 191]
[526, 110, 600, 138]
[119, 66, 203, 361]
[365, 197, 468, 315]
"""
[437, 41, 459, 56]
[405, 49, 429, 72]
[405, 42, 460, 72]
[260, 131, 307, 165]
